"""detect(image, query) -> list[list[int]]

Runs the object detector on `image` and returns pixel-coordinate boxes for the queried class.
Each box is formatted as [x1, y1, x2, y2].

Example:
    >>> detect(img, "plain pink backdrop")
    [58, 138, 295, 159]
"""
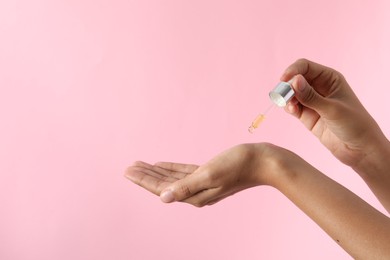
[1, 0, 390, 259]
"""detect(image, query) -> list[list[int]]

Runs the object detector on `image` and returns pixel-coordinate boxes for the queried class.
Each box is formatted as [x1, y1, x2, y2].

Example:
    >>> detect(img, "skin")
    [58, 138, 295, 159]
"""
[125, 59, 390, 259]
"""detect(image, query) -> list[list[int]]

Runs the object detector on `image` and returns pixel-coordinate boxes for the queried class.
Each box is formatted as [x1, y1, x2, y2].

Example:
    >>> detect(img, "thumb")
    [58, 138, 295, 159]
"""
[160, 171, 207, 203]
[291, 74, 328, 114]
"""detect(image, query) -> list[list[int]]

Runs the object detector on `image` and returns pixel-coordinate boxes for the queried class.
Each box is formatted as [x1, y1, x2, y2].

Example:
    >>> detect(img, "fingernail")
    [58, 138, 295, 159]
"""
[287, 75, 295, 84]
[160, 190, 175, 203]
[124, 172, 130, 180]
[124, 171, 135, 181]
[286, 103, 295, 113]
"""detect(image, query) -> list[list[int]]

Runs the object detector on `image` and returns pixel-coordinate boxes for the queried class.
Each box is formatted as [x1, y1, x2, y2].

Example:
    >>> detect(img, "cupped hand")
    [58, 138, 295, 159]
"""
[125, 143, 290, 207]
[281, 59, 387, 168]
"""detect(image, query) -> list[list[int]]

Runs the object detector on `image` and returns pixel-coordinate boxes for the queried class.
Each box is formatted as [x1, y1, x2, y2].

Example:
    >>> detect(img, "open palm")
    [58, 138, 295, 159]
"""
[125, 144, 279, 207]
[125, 161, 199, 197]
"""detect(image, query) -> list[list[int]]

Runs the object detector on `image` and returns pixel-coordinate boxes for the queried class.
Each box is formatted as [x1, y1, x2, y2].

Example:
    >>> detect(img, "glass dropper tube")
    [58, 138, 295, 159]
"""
[248, 81, 295, 134]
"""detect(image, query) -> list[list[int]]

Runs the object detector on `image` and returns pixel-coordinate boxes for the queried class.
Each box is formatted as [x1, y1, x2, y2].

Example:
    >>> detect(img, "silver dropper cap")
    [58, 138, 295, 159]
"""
[269, 81, 295, 107]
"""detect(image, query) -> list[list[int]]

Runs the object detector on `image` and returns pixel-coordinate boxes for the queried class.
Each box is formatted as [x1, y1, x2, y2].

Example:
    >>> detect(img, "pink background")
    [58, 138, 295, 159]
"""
[1, 0, 390, 259]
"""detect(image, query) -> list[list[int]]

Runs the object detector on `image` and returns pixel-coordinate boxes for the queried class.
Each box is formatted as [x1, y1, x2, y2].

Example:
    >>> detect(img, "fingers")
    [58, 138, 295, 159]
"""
[125, 161, 205, 203]
[161, 186, 224, 207]
[160, 167, 212, 203]
[184, 188, 242, 207]
[280, 58, 343, 98]
[125, 165, 173, 196]
[290, 74, 329, 115]
[183, 187, 222, 207]
[125, 161, 192, 195]
[280, 58, 332, 83]
[154, 161, 199, 174]
[135, 161, 188, 180]
[162, 184, 228, 207]
[286, 102, 322, 131]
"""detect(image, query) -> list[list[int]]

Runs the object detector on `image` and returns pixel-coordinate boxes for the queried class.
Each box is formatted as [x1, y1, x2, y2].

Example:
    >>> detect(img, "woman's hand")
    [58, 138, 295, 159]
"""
[125, 143, 294, 207]
[281, 59, 389, 170]
[125, 142, 390, 259]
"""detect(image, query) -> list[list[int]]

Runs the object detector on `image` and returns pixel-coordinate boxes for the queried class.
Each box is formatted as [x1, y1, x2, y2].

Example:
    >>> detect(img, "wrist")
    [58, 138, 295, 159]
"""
[353, 136, 390, 179]
[252, 143, 305, 188]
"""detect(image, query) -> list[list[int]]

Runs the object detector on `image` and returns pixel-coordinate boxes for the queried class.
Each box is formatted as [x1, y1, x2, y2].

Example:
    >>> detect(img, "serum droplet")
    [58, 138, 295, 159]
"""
[248, 114, 266, 133]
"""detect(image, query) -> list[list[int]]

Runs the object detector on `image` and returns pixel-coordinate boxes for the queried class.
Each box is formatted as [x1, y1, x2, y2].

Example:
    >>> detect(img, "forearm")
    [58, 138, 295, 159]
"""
[268, 153, 390, 259]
